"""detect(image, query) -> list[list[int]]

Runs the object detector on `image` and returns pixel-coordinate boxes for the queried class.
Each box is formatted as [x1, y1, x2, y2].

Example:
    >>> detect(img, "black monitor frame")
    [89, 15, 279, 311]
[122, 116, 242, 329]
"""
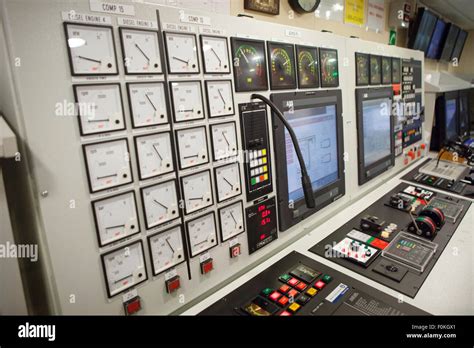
[440, 24, 460, 62]
[458, 89, 470, 137]
[356, 87, 395, 185]
[271, 90, 345, 232]
[429, 91, 459, 151]
[408, 7, 438, 53]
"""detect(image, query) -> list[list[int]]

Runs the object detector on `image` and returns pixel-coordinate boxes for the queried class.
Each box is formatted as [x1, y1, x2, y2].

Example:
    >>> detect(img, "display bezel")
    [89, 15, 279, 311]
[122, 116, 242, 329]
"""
[319, 48, 339, 88]
[391, 57, 401, 84]
[296, 45, 320, 89]
[369, 55, 382, 85]
[267, 41, 297, 90]
[382, 56, 392, 85]
[355, 52, 369, 86]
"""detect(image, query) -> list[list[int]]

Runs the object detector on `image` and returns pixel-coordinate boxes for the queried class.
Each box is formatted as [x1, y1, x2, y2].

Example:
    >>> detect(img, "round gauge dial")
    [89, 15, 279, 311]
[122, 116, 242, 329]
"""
[120, 28, 162, 74]
[74, 84, 125, 136]
[319, 48, 339, 87]
[205, 80, 234, 118]
[176, 126, 209, 169]
[92, 191, 140, 247]
[141, 180, 179, 229]
[296, 45, 319, 88]
[214, 162, 241, 202]
[101, 241, 147, 298]
[268, 43, 296, 89]
[135, 132, 174, 180]
[181, 170, 213, 215]
[83, 139, 132, 193]
[382, 57, 392, 85]
[201, 35, 230, 74]
[210, 122, 238, 161]
[219, 201, 245, 242]
[289, 0, 321, 13]
[355, 53, 369, 86]
[170, 81, 204, 122]
[370, 55, 382, 85]
[148, 226, 185, 275]
[127, 82, 168, 128]
[231, 38, 268, 92]
[64, 23, 118, 76]
[186, 212, 218, 257]
[164, 32, 199, 74]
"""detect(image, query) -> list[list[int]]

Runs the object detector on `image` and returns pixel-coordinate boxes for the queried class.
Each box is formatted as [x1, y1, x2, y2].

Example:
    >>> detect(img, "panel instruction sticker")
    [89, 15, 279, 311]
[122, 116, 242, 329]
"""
[325, 283, 349, 303]
[179, 13, 211, 26]
[61, 11, 111, 24]
[117, 17, 158, 29]
[90, 0, 135, 16]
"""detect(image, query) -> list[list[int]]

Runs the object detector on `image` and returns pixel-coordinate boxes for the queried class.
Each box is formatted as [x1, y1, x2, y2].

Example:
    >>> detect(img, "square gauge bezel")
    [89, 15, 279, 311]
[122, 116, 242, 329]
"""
[180, 169, 214, 215]
[175, 126, 210, 170]
[382, 56, 392, 85]
[295, 44, 320, 89]
[210, 120, 239, 162]
[100, 240, 148, 298]
[267, 41, 297, 90]
[169, 80, 206, 123]
[64, 22, 120, 77]
[163, 31, 200, 75]
[91, 190, 141, 248]
[200, 34, 231, 74]
[319, 47, 339, 88]
[369, 54, 382, 85]
[355, 52, 370, 86]
[73, 83, 126, 136]
[213, 162, 242, 203]
[218, 200, 246, 242]
[185, 211, 218, 258]
[204, 79, 235, 118]
[118, 27, 164, 75]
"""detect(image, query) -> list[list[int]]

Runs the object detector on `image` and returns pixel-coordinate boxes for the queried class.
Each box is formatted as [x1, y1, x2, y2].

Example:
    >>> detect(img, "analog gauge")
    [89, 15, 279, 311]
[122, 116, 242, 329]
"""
[319, 48, 339, 88]
[170, 81, 204, 123]
[127, 82, 168, 128]
[370, 55, 382, 85]
[267, 42, 296, 90]
[148, 225, 185, 275]
[176, 126, 209, 169]
[134, 132, 174, 180]
[214, 162, 241, 203]
[83, 139, 133, 193]
[355, 53, 369, 86]
[92, 191, 140, 247]
[74, 84, 125, 136]
[218, 201, 245, 242]
[296, 45, 319, 89]
[382, 56, 392, 85]
[392, 57, 401, 84]
[231, 37, 268, 92]
[119, 27, 162, 75]
[186, 212, 218, 257]
[64, 22, 118, 76]
[101, 241, 147, 298]
[164, 32, 199, 74]
[181, 170, 213, 215]
[141, 179, 179, 229]
[200, 35, 230, 74]
[210, 121, 238, 161]
[205, 80, 235, 118]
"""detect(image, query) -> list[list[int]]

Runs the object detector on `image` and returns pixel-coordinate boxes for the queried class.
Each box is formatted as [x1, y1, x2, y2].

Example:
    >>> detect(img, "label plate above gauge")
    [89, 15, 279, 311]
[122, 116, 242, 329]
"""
[126, 82, 169, 128]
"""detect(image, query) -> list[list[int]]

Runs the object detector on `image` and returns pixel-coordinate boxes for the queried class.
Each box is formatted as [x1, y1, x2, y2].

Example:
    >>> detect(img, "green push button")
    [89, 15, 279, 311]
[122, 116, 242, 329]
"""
[251, 177, 257, 185]
[322, 275, 332, 283]
[279, 274, 291, 283]
[261, 288, 273, 297]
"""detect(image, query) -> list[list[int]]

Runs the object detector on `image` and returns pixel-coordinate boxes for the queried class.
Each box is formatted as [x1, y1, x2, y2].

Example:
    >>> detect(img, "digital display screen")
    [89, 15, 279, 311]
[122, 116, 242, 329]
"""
[268, 42, 296, 89]
[445, 98, 458, 141]
[362, 98, 392, 166]
[231, 37, 268, 92]
[285, 105, 339, 202]
[426, 19, 448, 59]
[440, 24, 460, 61]
[451, 30, 468, 62]
[413, 9, 437, 53]
[459, 94, 469, 135]
[246, 197, 277, 255]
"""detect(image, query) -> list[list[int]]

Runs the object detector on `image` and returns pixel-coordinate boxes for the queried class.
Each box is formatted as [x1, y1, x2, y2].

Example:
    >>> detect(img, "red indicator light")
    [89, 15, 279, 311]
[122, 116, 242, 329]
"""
[260, 234, 266, 240]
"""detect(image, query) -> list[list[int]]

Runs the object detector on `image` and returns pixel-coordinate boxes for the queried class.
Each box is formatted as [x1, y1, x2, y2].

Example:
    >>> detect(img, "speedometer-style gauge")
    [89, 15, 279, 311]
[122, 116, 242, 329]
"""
[355, 52, 369, 86]
[231, 37, 268, 92]
[319, 48, 339, 88]
[296, 45, 319, 89]
[267, 42, 296, 90]
[370, 55, 382, 85]
[382, 56, 392, 85]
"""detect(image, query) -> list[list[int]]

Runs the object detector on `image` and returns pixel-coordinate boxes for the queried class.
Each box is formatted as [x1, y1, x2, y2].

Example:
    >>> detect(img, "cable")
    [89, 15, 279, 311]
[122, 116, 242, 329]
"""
[250, 94, 315, 209]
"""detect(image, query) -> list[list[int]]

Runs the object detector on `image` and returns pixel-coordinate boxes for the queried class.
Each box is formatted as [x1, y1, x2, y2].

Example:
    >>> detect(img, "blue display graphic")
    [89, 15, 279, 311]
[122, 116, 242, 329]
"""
[362, 98, 392, 167]
[445, 98, 457, 141]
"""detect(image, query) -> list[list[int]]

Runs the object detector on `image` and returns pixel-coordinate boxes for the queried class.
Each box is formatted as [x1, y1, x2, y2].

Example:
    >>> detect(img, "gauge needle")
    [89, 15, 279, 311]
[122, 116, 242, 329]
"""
[106, 224, 125, 231]
[153, 199, 168, 210]
[88, 118, 110, 123]
[114, 274, 132, 284]
[222, 132, 230, 146]
[152, 144, 163, 160]
[210, 48, 222, 65]
[217, 89, 226, 105]
[165, 237, 175, 253]
[135, 43, 150, 62]
[194, 239, 208, 247]
[173, 56, 189, 65]
[189, 196, 203, 201]
[97, 174, 118, 180]
[181, 108, 194, 113]
[183, 154, 198, 159]
[238, 48, 249, 64]
[78, 55, 102, 64]
[223, 177, 234, 189]
[145, 94, 157, 111]
[230, 211, 237, 226]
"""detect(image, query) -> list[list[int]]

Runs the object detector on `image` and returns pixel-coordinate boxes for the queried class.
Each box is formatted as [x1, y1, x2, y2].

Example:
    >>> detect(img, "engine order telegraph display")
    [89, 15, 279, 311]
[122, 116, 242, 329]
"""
[355, 53, 369, 86]
[246, 197, 277, 254]
[231, 37, 268, 92]
[296, 45, 320, 89]
[267, 41, 297, 90]
[319, 48, 339, 88]
[369, 55, 382, 85]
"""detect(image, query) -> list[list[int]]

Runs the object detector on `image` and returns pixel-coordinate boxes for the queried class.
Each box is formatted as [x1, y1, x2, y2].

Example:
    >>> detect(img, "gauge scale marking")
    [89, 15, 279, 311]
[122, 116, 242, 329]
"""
[231, 37, 268, 92]
[141, 179, 180, 230]
[296, 45, 320, 88]
[319, 48, 339, 88]
[134, 132, 174, 180]
[267, 42, 296, 90]
[170, 81, 205, 123]
[205, 80, 235, 118]
[176, 126, 209, 169]
[355, 53, 369, 86]
[127, 82, 169, 128]
[219, 200, 245, 242]
[200, 35, 231, 74]
[148, 225, 186, 275]
[181, 170, 214, 215]
[210, 121, 238, 161]
[186, 212, 218, 257]
[164, 32, 200, 74]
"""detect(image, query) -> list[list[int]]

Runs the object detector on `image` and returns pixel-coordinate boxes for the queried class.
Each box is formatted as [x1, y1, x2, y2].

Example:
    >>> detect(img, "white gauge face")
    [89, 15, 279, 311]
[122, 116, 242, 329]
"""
[102, 242, 147, 297]
[187, 213, 218, 257]
[65, 23, 117, 75]
[165, 32, 199, 74]
[206, 80, 234, 117]
[215, 162, 241, 202]
[83, 139, 132, 193]
[211, 122, 238, 161]
[135, 132, 174, 180]
[182, 171, 213, 215]
[176, 127, 209, 169]
[201, 35, 230, 74]
[149, 226, 185, 275]
[128, 82, 168, 128]
[93, 191, 140, 247]
[120, 28, 162, 74]
[75, 84, 125, 136]
[219, 201, 245, 241]
[171, 81, 204, 122]
[142, 180, 179, 229]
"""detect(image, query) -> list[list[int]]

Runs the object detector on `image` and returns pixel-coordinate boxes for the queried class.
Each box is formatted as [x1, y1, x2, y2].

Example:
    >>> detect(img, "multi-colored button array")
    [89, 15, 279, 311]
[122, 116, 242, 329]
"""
[249, 149, 269, 186]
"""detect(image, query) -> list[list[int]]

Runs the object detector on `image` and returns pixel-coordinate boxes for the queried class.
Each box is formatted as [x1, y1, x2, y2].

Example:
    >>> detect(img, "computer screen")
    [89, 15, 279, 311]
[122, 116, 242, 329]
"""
[362, 98, 392, 167]
[426, 19, 448, 59]
[445, 98, 458, 141]
[451, 30, 468, 62]
[412, 9, 438, 53]
[285, 105, 339, 202]
[440, 24, 460, 61]
[459, 91, 470, 136]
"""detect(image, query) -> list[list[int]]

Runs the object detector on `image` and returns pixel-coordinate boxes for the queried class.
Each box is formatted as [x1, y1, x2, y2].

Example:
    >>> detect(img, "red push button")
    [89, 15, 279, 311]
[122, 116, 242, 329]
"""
[278, 296, 289, 306]
[295, 282, 307, 291]
[287, 289, 299, 299]
[200, 258, 214, 274]
[269, 291, 282, 302]
[279, 284, 291, 294]
[165, 275, 181, 294]
[288, 278, 300, 287]
[314, 280, 325, 290]
[229, 244, 241, 258]
[279, 310, 292, 316]
[124, 296, 141, 316]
